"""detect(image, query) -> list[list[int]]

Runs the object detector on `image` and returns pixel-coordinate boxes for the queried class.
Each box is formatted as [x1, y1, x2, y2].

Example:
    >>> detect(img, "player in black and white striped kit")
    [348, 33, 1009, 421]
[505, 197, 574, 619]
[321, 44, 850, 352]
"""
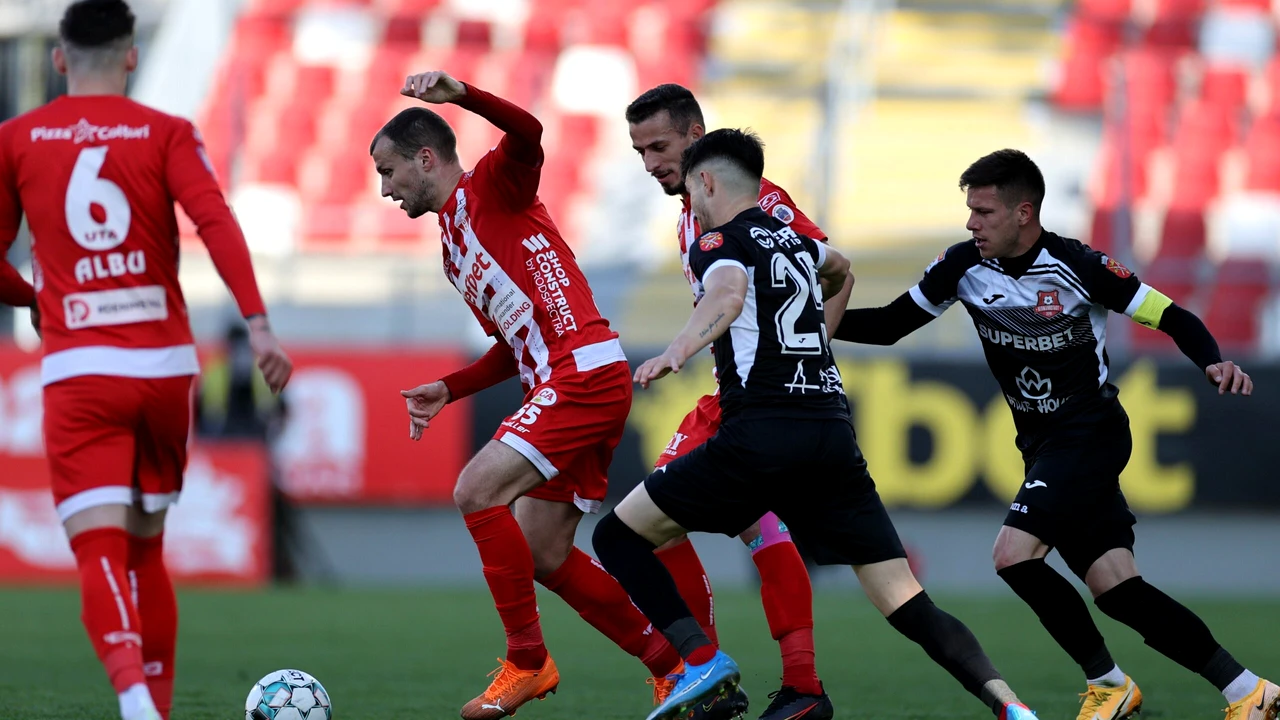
[592, 129, 1038, 720]
[836, 149, 1276, 720]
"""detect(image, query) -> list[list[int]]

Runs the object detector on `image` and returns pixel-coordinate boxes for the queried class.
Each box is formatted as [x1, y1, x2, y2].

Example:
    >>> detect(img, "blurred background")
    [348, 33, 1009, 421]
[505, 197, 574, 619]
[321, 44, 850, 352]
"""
[0, 0, 1277, 593]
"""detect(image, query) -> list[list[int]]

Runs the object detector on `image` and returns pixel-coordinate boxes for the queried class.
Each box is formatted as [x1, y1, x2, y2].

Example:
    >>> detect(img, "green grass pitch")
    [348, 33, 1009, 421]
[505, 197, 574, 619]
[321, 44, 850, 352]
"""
[3, 587, 1278, 719]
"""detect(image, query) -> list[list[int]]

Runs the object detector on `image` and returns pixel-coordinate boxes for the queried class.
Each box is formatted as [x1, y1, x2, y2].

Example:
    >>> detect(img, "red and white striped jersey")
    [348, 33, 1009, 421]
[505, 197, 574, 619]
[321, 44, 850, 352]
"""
[0, 96, 265, 386]
[677, 177, 827, 304]
[437, 140, 623, 390]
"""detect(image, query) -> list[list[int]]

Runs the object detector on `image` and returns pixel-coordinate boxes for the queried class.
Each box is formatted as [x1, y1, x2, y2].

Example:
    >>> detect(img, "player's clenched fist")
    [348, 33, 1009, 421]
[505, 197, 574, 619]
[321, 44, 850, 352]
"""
[401, 71, 466, 104]
[247, 316, 292, 393]
[401, 381, 452, 441]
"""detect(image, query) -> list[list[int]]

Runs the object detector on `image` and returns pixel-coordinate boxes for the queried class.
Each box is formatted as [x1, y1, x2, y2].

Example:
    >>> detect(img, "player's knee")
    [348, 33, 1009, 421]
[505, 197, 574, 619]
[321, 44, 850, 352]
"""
[452, 481, 499, 514]
[991, 542, 1029, 572]
[530, 542, 571, 579]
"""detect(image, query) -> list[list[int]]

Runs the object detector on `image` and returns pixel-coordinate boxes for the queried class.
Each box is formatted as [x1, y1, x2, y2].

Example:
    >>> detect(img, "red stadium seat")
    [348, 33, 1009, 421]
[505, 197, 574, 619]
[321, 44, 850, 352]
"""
[1168, 141, 1223, 210]
[299, 205, 354, 249]
[1080, 0, 1132, 22]
[322, 153, 376, 205]
[1159, 208, 1208, 258]
[1243, 116, 1280, 191]
[383, 14, 423, 48]
[1053, 19, 1123, 110]
[457, 20, 493, 49]
[373, 202, 428, 245]
[1200, 65, 1250, 111]
[242, 147, 300, 186]
[1088, 207, 1133, 255]
[291, 65, 337, 104]
[1151, 0, 1206, 20]
[1205, 259, 1272, 348]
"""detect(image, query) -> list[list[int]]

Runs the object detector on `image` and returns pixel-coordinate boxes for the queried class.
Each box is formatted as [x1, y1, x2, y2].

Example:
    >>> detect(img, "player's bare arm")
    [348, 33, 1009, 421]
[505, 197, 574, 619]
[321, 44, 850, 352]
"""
[816, 245, 851, 301]
[634, 265, 748, 388]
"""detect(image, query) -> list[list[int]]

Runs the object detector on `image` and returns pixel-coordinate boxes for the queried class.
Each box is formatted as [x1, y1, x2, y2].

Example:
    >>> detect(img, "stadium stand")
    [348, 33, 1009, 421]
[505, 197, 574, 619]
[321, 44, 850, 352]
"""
[190, 0, 716, 253]
[1055, 0, 1280, 349]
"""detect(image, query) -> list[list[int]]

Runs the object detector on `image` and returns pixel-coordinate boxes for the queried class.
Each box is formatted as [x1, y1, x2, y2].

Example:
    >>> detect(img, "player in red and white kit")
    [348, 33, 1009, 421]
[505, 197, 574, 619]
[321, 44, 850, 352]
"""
[626, 84, 854, 720]
[0, 3, 291, 720]
[371, 70, 684, 719]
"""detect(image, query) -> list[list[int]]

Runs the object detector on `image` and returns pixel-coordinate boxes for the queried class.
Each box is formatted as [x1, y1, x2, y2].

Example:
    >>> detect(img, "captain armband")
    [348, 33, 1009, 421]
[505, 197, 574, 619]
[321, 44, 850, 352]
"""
[1123, 284, 1173, 329]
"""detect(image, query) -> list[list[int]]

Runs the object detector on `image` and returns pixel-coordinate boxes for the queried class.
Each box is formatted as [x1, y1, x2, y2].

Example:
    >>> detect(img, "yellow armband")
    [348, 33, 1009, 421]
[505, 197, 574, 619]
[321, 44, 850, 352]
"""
[1128, 286, 1173, 329]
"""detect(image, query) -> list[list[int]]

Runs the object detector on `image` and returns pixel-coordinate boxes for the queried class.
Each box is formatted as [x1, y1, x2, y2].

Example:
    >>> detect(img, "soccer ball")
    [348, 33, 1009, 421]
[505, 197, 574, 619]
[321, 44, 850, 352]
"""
[245, 669, 332, 720]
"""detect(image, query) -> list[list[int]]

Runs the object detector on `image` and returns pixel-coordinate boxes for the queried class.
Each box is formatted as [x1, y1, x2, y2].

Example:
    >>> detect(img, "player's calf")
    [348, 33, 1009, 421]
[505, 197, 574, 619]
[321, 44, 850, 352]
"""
[128, 531, 177, 720]
[68, 521, 163, 720]
[858, 559, 1029, 717]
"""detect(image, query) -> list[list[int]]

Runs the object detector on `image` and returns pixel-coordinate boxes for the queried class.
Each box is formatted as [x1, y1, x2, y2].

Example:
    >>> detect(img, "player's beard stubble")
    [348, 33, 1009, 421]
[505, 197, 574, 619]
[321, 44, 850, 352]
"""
[402, 174, 437, 219]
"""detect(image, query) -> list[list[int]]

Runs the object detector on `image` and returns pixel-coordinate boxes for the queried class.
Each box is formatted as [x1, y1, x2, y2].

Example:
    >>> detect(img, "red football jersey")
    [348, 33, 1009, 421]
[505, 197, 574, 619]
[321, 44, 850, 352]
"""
[0, 96, 265, 386]
[437, 125, 622, 391]
[677, 177, 826, 303]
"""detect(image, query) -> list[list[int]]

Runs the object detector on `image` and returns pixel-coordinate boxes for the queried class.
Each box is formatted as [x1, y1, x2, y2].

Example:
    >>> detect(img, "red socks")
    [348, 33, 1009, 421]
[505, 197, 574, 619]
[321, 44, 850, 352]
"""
[655, 539, 718, 647]
[71, 528, 147, 694]
[539, 548, 681, 677]
[129, 534, 177, 720]
[464, 506, 547, 670]
[754, 541, 822, 695]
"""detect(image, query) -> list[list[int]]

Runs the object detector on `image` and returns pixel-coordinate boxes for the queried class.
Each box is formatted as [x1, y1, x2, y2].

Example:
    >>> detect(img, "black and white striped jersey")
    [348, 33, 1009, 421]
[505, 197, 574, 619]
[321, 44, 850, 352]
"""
[688, 207, 848, 422]
[912, 232, 1162, 437]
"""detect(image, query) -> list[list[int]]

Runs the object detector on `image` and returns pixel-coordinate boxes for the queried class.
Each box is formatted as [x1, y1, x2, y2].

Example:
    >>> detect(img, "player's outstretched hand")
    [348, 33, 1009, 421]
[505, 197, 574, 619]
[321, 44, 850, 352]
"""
[247, 316, 293, 393]
[401, 381, 451, 441]
[1206, 360, 1252, 396]
[401, 71, 466, 104]
[634, 350, 685, 389]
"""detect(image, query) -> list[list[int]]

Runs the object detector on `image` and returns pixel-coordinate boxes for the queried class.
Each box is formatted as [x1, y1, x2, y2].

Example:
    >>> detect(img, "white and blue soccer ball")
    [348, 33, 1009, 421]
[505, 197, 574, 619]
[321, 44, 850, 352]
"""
[245, 669, 332, 720]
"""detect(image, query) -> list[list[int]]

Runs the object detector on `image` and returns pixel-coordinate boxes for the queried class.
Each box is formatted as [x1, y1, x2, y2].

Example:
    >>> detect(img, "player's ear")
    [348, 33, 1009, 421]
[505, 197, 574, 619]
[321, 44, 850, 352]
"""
[417, 146, 433, 172]
[700, 169, 713, 195]
[689, 123, 705, 141]
[124, 46, 139, 73]
[1018, 201, 1034, 225]
[51, 46, 68, 76]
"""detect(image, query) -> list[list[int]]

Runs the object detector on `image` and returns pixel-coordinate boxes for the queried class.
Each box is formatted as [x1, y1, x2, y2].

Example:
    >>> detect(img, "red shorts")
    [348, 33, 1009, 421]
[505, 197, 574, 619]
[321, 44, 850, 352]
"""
[654, 392, 723, 469]
[496, 361, 632, 513]
[44, 375, 194, 522]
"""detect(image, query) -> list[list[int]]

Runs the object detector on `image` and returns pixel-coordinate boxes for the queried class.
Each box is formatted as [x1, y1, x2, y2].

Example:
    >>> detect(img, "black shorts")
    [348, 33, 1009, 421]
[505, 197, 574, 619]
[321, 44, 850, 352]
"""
[645, 416, 906, 566]
[1004, 410, 1136, 579]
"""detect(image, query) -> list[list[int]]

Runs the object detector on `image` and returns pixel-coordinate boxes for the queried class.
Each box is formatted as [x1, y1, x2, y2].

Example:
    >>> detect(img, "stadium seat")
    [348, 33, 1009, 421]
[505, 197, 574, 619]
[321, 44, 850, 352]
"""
[299, 205, 354, 250]
[1159, 208, 1209, 257]
[1199, 65, 1250, 112]
[1169, 141, 1222, 209]
[1054, 18, 1125, 110]
[1243, 116, 1280, 191]
[1205, 258, 1272, 347]
[1079, 0, 1132, 23]
[242, 147, 300, 186]
[1088, 207, 1134, 255]
[322, 153, 377, 205]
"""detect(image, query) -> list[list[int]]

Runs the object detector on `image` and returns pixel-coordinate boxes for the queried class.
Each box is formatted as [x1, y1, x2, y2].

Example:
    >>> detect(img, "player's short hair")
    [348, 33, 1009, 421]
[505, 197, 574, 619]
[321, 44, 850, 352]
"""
[625, 84, 705, 135]
[370, 107, 459, 164]
[680, 128, 765, 188]
[959, 149, 1045, 213]
[59, 0, 135, 67]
